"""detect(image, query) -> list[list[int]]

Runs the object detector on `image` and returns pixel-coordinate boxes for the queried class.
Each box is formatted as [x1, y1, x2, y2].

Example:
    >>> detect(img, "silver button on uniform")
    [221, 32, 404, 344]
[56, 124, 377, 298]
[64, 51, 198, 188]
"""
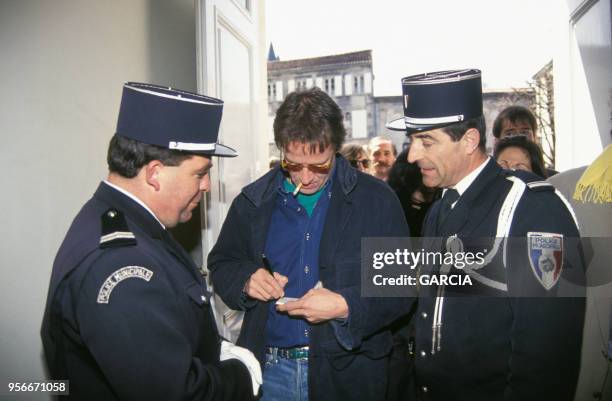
[420, 350, 427, 358]
[421, 312, 428, 319]
[304, 265, 310, 274]
[421, 386, 428, 393]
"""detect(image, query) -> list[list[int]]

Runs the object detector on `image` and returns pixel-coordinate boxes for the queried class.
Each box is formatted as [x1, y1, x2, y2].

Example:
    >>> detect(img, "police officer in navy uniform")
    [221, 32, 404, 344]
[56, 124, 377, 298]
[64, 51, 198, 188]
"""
[41, 83, 260, 401]
[386, 70, 586, 401]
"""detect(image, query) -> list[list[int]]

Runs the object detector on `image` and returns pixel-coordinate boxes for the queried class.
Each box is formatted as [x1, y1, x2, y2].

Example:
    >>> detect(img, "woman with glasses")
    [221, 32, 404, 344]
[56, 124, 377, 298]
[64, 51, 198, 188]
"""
[339, 143, 370, 172]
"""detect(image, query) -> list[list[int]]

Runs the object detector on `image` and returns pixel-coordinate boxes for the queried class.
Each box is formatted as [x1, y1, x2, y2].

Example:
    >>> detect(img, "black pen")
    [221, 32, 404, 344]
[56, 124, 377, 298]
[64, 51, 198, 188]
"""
[261, 253, 274, 275]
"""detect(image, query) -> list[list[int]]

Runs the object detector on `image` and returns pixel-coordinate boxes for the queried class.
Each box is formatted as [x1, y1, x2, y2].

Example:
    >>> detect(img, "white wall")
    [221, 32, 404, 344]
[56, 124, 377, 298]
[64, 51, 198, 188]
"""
[554, 0, 611, 170]
[315, 76, 323, 89]
[275, 81, 283, 101]
[333, 75, 342, 96]
[0, 1, 197, 397]
[351, 109, 368, 138]
[364, 72, 372, 94]
[344, 74, 353, 95]
[287, 78, 296, 93]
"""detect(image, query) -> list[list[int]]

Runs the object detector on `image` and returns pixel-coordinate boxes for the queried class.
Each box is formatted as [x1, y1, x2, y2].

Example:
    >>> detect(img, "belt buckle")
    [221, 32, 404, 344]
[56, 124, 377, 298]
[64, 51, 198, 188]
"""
[287, 346, 309, 359]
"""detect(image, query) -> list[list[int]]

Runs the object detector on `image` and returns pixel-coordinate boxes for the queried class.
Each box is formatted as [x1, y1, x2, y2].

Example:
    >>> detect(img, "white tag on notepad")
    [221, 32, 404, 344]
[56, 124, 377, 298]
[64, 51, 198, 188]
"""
[275, 281, 323, 305]
[275, 297, 298, 305]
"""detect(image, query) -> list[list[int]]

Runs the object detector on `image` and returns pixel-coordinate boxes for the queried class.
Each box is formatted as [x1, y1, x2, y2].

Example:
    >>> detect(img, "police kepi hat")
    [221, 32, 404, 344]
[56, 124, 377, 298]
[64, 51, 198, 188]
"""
[116, 82, 237, 157]
[386, 69, 482, 135]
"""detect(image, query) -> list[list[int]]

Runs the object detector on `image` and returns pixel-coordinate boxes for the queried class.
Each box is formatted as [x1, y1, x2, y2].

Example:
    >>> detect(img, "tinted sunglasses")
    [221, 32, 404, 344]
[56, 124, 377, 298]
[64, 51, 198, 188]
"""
[281, 156, 333, 174]
[350, 159, 370, 168]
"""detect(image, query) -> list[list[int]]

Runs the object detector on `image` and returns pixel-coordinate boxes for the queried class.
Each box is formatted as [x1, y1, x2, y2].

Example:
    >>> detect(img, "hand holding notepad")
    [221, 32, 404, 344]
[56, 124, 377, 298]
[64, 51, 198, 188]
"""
[276, 282, 348, 323]
[275, 281, 323, 305]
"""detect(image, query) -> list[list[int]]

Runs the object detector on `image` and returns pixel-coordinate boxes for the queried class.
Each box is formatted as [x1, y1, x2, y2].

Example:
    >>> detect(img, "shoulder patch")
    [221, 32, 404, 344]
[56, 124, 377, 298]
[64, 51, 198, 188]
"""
[100, 209, 137, 248]
[97, 266, 154, 304]
[527, 232, 563, 290]
[526, 181, 555, 192]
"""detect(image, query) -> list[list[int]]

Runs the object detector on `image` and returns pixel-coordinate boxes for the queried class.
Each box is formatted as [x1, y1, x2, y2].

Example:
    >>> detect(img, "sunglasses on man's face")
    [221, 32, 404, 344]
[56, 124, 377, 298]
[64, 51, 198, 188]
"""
[350, 159, 370, 168]
[281, 156, 333, 174]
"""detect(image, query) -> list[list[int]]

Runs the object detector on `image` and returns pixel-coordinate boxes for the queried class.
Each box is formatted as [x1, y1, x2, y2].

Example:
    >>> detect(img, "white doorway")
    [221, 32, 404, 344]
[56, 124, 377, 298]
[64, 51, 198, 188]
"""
[196, 0, 268, 339]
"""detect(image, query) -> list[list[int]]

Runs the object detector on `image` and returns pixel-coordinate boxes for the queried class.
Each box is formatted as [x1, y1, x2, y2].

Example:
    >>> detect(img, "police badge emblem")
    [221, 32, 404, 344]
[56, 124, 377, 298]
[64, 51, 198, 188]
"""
[527, 232, 563, 290]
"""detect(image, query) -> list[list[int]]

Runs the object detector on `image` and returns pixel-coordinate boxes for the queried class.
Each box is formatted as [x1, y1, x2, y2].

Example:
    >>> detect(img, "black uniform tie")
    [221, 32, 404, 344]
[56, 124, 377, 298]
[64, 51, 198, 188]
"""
[436, 188, 460, 233]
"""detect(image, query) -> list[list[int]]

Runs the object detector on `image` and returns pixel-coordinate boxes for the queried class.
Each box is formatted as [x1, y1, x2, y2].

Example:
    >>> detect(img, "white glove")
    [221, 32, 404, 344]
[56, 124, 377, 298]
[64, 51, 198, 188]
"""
[220, 340, 262, 396]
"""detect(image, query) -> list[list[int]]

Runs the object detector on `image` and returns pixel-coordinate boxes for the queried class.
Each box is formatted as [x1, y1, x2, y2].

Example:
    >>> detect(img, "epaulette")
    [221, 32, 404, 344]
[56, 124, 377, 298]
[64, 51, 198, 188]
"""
[525, 180, 555, 192]
[99, 208, 137, 248]
[504, 170, 555, 192]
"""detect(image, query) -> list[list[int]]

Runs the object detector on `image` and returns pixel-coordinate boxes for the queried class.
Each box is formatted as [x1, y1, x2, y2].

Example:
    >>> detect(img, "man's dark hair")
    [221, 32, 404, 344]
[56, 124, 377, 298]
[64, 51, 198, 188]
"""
[388, 148, 426, 199]
[492, 106, 537, 139]
[107, 134, 193, 178]
[274, 88, 346, 153]
[440, 115, 487, 153]
[387, 148, 437, 237]
[494, 135, 547, 178]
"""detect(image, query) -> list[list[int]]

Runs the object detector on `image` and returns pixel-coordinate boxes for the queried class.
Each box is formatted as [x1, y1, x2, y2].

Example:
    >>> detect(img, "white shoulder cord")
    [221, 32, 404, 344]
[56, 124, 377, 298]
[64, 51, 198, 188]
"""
[552, 188, 580, 230]
[431, 176, 526, 354]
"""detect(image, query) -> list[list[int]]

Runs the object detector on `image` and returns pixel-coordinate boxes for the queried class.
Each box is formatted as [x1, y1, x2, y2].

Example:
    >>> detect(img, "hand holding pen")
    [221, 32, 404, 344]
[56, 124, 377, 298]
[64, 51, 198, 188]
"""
[242, 254, 288, 302]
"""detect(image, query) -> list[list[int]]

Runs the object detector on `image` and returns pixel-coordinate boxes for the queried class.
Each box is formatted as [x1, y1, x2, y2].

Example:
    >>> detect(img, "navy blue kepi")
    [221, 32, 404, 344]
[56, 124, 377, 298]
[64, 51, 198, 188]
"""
[116, 82, 237, 157]
[386, 69, 483, 135]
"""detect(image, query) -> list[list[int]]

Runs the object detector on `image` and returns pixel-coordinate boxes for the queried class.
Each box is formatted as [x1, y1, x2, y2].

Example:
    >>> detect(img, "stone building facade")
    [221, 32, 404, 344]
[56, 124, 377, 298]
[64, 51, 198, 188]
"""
[267, 49, 375, 154]
[267, 48, 534, 156]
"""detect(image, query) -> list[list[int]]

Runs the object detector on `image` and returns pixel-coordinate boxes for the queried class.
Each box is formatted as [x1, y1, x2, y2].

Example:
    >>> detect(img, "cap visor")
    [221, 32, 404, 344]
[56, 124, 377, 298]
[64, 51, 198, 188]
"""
[385, 117, 407, 131]
[385, 117, 451, 136]
[210, 143, 238, 157]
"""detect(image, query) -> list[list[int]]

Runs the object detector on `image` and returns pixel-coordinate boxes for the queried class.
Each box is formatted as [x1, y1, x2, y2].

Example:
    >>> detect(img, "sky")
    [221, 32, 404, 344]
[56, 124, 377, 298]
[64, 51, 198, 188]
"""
[266, 0, 561, 96]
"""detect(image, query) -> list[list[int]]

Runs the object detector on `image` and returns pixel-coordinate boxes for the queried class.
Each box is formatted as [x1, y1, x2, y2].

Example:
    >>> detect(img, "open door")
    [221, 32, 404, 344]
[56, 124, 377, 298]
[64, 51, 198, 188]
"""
[196, 0, 268, 340]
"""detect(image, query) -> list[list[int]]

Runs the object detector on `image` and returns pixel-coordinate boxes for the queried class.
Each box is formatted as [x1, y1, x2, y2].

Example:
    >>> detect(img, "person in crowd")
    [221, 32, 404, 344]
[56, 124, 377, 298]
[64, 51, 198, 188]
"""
[492, 105, 538, 142]
[492, 105, 558, 176]
[386, 69, 585, 401]
[548, 144, 612, 401]
[494, 135, 548, 178]
[340, 143, 370, 172]
[368, 136, 397, 181]
[208, 88, 411, 401]
[41, 83, 260, 400]
[387, 148, 438, 237]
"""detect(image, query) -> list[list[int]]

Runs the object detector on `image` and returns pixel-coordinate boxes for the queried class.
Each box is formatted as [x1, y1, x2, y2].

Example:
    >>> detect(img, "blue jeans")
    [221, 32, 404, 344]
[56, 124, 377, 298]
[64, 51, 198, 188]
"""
[260, 349, 309, 401]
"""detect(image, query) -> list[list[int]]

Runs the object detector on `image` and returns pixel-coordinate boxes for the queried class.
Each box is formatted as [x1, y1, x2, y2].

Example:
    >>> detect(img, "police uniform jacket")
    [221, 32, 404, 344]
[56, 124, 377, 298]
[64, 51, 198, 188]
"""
[414, 158, 586, 401]
[208, 155, 412, 401]
[41, 182, 254, 401]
